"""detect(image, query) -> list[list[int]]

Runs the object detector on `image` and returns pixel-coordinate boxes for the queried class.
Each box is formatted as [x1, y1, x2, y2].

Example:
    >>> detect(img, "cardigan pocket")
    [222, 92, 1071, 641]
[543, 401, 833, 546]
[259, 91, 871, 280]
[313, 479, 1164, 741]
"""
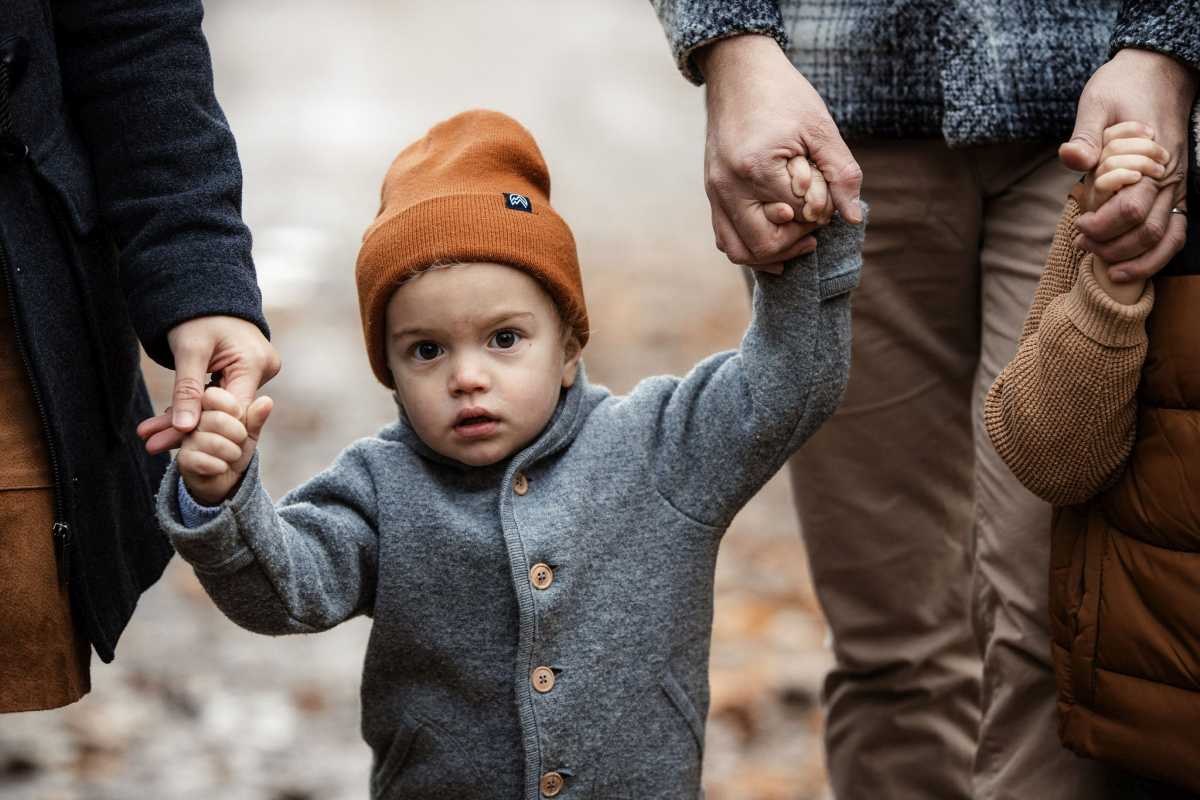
[369, 714, 488, 799]
[592, 668, 706, 798]
[370, 716, 420, 798]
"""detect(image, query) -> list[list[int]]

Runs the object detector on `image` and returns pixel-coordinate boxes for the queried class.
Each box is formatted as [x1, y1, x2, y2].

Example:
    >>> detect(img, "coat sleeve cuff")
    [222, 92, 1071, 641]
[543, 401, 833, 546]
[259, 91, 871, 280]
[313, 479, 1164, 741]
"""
[177, 478, 224, 528]
[156, 452, 265, 574]
[654, 0, 788, 85]
[1110, 1, 1200, 71]
[1062, 255, 1155, 347]
[128, 260, 270, 369]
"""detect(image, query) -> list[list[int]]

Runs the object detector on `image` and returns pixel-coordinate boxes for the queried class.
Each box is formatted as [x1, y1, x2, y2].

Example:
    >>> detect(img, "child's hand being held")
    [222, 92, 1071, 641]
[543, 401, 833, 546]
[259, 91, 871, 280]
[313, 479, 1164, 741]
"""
[177, 386, 273, 506]
[1083, 121, 1170, 212]
[787, 156, 835, 225]
[1082, 121, 1169, 305]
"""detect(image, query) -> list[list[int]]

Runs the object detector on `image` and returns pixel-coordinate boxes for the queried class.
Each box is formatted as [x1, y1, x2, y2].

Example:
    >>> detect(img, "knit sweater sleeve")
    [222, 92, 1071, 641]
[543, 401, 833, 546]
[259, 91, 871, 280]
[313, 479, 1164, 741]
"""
[633, 209, 863, 529]
[984, 195, 1154, 507]
[155, 446, 380, 636]
[649, 0, 788, 85]
[1110, 0, 1200, 71]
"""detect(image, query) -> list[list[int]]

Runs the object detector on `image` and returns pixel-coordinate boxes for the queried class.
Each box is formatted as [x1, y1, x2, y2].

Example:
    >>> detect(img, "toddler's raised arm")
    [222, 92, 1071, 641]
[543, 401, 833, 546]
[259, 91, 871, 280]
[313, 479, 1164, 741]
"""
[626, 206, 863, 529]
[985, 124, 1169, 505]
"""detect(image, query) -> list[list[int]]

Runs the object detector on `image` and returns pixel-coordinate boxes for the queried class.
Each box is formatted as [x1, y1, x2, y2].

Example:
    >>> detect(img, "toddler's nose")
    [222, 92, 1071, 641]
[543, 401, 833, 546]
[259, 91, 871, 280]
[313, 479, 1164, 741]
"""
[448, 356, 491, 396]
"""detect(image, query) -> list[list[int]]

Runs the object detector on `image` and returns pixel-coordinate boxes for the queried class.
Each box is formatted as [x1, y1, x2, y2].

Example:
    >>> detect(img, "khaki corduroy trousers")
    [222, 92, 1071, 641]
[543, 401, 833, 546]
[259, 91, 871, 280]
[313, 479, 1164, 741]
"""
[786, 139, 1124, 800]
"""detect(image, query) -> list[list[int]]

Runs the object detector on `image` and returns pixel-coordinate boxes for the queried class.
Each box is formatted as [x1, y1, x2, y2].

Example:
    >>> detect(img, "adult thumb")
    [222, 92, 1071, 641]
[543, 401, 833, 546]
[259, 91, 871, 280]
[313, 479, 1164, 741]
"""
[171, 346, 210, 432]
[245, 396, 274, 442]
[1060, 97, 1108, 172]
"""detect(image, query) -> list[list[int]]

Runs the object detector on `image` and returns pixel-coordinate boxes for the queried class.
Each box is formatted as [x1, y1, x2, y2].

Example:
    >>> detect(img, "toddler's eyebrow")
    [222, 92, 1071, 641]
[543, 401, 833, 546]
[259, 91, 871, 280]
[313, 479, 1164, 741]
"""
[391, 311, 535, 341]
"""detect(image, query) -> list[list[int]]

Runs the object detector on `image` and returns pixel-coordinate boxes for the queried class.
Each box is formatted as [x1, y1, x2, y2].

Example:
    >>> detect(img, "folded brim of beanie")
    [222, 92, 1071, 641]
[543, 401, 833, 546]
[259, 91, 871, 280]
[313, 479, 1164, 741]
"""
[356, 192, 589, 388]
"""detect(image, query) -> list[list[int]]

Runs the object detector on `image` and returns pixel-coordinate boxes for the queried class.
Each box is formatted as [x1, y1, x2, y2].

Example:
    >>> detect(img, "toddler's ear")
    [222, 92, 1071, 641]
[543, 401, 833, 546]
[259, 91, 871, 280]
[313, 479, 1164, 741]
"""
[561, 335, 583, 389]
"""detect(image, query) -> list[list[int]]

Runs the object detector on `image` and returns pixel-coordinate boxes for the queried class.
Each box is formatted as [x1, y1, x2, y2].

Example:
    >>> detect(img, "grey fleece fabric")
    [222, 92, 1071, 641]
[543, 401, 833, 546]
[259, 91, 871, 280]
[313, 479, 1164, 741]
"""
[651, 0, 1200, 147]
[156, 215, 864, 799]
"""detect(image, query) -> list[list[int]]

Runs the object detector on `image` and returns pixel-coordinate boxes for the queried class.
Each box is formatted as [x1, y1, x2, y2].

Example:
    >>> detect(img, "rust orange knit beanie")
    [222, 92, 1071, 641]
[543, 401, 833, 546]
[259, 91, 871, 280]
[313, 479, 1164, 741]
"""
[356, 109, 588, 388]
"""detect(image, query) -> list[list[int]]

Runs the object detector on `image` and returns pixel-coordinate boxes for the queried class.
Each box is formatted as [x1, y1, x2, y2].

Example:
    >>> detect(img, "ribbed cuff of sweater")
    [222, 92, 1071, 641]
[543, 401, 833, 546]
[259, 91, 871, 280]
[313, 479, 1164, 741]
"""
[177, 478, 224, 528]
[1110, 1, 1200, 71]
[1063, 256, 1155, 348]
[655, 1, 789, 85]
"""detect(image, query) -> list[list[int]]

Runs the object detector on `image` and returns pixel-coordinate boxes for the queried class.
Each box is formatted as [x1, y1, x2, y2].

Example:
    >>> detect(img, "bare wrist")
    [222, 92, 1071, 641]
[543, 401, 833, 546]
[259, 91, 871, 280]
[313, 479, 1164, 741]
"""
[694, 33, 787, 84]
[1111, 47, 1200, 102]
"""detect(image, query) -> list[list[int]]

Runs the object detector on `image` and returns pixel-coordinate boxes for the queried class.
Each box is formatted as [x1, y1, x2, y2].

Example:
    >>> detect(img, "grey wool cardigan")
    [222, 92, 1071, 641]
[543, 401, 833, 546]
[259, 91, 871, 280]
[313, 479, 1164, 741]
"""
[156, 215, 864, 799]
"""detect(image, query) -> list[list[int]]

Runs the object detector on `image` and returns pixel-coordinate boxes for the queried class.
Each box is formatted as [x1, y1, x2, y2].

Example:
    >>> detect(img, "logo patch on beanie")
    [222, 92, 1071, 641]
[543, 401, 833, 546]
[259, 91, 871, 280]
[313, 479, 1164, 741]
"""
[504, 193, 532, 213]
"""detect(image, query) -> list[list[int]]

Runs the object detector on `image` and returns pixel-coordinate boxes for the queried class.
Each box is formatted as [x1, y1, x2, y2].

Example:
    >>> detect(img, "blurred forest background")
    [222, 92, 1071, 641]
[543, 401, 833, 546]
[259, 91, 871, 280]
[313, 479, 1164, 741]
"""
[2, 2, 835, 798]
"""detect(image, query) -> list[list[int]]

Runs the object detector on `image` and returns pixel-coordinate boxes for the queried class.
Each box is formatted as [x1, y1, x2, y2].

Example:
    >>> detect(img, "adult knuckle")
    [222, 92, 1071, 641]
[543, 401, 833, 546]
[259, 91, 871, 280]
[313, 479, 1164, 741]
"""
[1117, 193, 1145, 224]
[748, 241, 776, 262]
[732, 149, 766, 180]
[1142, 218, 1166, 244]
[173, 376, 205, 401]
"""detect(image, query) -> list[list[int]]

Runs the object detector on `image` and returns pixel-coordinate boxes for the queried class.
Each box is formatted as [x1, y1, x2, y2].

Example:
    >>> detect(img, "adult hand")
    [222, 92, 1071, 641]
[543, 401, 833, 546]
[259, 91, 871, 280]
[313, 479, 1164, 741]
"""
[696, 34, 863, 272]
[136, 315, 281, 454]
[1059, 48, 1198, 282]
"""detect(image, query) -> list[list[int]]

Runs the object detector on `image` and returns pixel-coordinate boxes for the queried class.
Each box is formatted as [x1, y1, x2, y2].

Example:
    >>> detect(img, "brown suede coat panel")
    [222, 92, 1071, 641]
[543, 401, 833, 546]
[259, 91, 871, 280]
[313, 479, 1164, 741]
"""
[0, 279, 89, 712]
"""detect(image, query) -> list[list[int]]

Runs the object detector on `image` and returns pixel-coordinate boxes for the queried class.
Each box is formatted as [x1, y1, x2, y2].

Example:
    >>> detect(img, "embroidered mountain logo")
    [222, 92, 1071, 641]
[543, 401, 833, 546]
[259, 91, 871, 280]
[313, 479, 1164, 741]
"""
[504, 193, 532, 213]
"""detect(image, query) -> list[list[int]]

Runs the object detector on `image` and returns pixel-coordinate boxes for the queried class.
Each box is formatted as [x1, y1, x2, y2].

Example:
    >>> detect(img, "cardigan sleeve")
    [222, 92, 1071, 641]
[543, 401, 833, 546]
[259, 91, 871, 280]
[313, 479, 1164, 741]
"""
[52, 0, 269, 367]
[649, 0, 789, 85]
[156, 446, 380, 636]
[631, 208, 863, 529]
[985, 194, 1154, 506]
[1110, 0, 1200, 71]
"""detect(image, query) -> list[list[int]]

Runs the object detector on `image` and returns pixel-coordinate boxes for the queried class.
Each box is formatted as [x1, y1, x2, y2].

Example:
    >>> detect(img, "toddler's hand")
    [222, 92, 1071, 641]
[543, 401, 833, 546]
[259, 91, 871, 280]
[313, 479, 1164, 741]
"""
[177, 386, 273, 506]
[1083, 121, 1170, 213]
[787, 156, 835, 225]
[1081, 122, 1168, 304]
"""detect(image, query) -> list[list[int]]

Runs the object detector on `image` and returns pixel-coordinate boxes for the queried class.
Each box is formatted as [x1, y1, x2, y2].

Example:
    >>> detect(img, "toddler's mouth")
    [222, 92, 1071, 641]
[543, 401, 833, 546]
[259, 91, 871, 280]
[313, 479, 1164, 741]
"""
[454, 409, 499, 438]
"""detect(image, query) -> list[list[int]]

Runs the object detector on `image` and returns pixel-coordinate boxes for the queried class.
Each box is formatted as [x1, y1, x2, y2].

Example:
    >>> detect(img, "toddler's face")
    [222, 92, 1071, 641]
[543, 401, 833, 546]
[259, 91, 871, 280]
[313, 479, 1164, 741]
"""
[385, 262, 581, 467]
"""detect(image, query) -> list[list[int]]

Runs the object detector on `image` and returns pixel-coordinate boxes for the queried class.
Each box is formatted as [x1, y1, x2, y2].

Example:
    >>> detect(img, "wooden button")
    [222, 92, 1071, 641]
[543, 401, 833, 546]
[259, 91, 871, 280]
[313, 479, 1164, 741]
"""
[531, 666, 556, 693]
[540, 771, 564, 797]
[530, 563, 554, 590]
[513, 472, 529, 496]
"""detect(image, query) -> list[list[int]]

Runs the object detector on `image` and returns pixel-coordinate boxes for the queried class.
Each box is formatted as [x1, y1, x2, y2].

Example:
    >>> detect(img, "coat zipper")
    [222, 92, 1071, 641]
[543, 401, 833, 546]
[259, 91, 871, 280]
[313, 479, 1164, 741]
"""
[0, 60, 71, 586]
[0, 241, 71, 585]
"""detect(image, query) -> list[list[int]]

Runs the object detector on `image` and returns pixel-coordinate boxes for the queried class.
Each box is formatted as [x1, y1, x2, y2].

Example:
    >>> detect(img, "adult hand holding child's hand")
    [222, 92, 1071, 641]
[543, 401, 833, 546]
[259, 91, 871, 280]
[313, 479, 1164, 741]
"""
[177, 386, 274, 506]
[1080, 121, 1172, 305]
[695, 34, 862, 273]
[1059, 48, 1195, 283]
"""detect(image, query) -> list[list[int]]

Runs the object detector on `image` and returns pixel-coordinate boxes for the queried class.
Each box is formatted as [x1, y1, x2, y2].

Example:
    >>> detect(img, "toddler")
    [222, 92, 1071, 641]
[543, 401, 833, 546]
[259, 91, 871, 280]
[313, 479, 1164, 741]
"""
[156, 110, 863, 799]
[987, 120, 1198, 795]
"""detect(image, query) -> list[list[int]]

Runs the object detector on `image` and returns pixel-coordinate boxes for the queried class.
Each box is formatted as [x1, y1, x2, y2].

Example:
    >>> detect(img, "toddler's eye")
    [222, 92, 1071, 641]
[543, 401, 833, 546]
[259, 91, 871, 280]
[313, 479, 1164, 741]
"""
[490, 330, 521, 350]
[413, 342, 442, 362]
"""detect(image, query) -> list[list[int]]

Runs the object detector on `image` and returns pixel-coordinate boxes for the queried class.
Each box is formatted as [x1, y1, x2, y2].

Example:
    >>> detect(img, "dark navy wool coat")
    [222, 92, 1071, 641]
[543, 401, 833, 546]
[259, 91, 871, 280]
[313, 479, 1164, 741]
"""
[0, 0, 268, 661]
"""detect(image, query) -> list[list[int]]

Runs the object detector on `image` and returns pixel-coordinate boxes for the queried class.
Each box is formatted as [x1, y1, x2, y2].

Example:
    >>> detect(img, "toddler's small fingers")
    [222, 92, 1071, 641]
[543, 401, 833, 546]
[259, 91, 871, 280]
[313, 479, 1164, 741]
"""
[197, 409, 248, 444]
[763, 202, 795, 225]
[803, 169, 829, 223]
[1100, 137, 1171, 165]
[202, 385, 241, 415]
[787, 155, 812, 199]
[1098, 154, 1166, 179]
[245, 396, 274, 441]
[1094, 168, 1144, 194]
[187, 431, 244, 464]
[177, 448, 230, 478]
[1102, 121, 1154, 145]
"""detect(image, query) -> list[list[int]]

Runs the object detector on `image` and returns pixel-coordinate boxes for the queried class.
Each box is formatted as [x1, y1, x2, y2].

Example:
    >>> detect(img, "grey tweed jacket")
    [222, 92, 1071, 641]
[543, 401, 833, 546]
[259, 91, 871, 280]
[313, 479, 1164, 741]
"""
[156, 216, 864, 799]
[652, 0, 1200, 146]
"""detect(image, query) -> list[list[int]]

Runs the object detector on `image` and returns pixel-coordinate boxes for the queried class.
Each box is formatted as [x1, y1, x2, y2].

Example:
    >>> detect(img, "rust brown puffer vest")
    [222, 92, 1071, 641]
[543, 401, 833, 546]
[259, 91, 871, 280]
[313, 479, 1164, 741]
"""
[1050, 274, 1200, 791]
